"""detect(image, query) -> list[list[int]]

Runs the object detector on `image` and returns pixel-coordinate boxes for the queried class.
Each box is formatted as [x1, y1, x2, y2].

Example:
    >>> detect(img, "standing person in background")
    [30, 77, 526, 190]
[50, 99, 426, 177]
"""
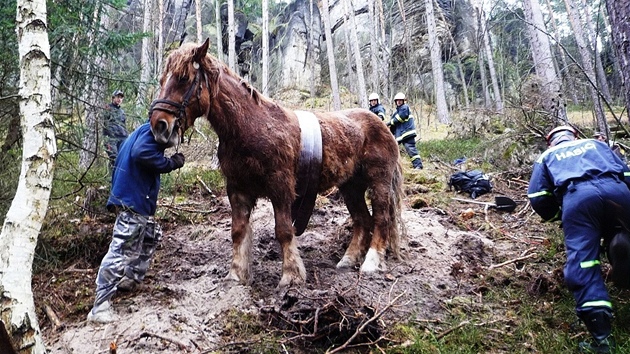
[368, 92, 386, 122]
[528, 125, 630, 353]
[594, 131, 623, 159]
[102, 90, 129, 173]
[86, 122, 186, 323]
[387, 92, 423, 169]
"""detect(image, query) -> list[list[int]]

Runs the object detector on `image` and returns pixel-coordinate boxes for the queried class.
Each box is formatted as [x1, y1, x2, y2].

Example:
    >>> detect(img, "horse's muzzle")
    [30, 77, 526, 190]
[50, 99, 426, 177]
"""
[151, 119, 178, 147]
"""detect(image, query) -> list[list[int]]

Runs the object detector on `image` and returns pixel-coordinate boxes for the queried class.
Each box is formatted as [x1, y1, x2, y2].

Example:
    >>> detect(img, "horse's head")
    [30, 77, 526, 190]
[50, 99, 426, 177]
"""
[149, 39, 211, 147]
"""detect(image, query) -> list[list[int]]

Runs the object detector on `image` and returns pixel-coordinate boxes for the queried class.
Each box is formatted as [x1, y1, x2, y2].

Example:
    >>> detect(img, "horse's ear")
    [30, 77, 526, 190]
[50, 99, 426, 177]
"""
[193, 39, 210, 63]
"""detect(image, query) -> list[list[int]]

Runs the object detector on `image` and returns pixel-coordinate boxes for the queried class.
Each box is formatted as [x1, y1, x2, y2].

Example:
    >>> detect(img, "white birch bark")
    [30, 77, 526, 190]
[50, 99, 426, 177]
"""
[523, 0, 567, 121]
[368, 0, 378, 93]
[346, 0, 368, 108]
[157, 0, 164, 77]
[262, 0, 269, 96]
[1, 0, 54, 351]
[309, 0, 316, 99]
[195, 0, 202, 43]
[321, 0, 341, 110]
[425, 0, 450, 123]
[227, 0, 236, 71]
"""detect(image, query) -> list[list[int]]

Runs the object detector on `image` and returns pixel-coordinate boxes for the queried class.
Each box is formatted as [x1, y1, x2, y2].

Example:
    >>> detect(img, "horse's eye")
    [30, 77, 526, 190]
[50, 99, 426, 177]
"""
[179, 76, 189, 83]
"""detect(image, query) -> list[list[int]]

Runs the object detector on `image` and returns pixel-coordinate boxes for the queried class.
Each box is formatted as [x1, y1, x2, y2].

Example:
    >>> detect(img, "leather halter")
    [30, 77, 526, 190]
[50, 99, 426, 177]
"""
[149, 66, 206, 143]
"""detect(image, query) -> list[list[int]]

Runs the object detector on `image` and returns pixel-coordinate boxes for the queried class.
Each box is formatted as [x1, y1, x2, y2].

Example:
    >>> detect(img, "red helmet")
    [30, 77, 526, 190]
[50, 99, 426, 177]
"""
[546, 125, 577, 147]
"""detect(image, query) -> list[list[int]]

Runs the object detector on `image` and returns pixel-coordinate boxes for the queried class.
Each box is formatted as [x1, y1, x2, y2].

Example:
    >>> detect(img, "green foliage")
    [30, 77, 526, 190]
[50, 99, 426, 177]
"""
[417, 137, 483, 166]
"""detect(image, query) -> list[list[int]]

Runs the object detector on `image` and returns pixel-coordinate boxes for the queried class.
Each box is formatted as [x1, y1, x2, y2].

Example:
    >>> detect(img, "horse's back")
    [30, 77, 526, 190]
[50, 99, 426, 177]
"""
[315, 108, 399, 190]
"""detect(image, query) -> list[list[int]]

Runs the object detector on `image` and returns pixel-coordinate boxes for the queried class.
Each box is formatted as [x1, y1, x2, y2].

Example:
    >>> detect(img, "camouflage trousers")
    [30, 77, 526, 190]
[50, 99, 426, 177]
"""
[94, 211, 162, 306]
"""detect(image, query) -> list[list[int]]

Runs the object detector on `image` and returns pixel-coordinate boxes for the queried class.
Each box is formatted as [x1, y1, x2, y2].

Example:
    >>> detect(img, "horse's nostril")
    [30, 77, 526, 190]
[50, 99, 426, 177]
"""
[156, 120, 168, 133]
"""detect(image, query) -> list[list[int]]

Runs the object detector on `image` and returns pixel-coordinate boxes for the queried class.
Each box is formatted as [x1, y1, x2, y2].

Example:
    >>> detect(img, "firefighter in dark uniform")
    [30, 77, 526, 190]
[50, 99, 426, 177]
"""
[387, 92, 423, 169]
[368, 92, 386, 122]
[527, 125, 630, 353]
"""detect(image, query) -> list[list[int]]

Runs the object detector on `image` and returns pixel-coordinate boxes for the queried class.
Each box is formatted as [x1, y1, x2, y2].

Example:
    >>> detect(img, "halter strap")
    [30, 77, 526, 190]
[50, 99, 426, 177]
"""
[149, 67, 204, 143]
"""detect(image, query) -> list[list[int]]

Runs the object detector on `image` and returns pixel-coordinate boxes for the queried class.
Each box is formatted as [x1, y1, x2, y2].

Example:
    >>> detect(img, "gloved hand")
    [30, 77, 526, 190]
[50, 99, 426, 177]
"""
[170, 152, 185, 169]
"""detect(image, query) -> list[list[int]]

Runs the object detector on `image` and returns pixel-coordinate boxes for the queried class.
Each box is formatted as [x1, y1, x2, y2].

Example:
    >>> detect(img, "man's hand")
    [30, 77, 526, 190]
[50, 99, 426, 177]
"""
[170, 153, 185, 169]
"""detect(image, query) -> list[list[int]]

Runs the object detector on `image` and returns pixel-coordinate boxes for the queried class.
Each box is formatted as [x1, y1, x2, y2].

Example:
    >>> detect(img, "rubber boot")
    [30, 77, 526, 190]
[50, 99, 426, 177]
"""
[578, 308, 615, 354]
[608, 231, 630, 289]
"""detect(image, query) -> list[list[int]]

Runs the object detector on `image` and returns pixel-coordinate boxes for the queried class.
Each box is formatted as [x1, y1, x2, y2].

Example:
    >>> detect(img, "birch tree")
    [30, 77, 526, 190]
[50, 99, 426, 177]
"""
[227, 0, 236, 71]
[195, 0, 202, 42]
[523, 0, 567, 122]
[368, 0, 378, 93]
[346, 0, 368, 108]
[0, 0, 54, 351]
[425, 0, 450, 123]
[262, 0, 269, 96]
[579, 0, 611, 102]
[321, 0, 341, 110]
[138, 0, 154, 106]
[309, 0, 316, 100]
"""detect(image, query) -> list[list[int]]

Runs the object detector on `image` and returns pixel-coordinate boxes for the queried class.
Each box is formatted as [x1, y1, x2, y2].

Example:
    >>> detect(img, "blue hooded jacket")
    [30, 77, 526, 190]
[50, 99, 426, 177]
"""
[527, 138, 630, 221]
[107, 122, 181, 216]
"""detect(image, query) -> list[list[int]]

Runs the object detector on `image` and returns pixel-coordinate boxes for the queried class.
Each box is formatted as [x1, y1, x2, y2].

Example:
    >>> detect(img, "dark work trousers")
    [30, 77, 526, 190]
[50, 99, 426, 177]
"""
[561, 176, 630, 317]
[400, 136, 423, 168]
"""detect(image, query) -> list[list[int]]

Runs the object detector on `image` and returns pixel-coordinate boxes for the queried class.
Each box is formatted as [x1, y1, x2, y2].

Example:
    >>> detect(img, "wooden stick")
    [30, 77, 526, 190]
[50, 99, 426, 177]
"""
[138, 332, 189, 350]
[43, 304, 64, 331]
[488, 253, 537, 270]
[196, 175, 216, 198]
[435, 320, 470, 340]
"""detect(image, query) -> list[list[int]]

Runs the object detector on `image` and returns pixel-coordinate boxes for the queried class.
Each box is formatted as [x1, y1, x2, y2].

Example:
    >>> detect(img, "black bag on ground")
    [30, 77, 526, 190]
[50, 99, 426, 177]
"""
[448, 170, 492, 199]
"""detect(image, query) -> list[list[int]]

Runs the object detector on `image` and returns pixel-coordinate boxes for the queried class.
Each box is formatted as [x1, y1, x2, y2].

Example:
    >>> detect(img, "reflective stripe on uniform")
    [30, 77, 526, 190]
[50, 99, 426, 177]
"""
[527, 190, 553, 198]
[580, 260, 601, 268]
[581, 300, 612, 309]
[396, 130, 416, 142]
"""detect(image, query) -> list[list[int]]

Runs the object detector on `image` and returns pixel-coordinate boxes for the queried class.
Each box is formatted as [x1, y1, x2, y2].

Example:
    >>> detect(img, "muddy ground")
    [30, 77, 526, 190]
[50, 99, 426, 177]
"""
[34, 163, 548, 353]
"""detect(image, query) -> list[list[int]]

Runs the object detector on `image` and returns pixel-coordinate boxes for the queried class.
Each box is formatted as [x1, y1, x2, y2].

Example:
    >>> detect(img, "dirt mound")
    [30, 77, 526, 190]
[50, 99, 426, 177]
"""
[43, 196, 498, 353]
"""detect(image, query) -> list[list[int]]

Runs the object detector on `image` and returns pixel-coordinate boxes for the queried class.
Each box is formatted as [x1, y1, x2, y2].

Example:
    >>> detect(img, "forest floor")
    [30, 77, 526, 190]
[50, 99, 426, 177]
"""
[32, 155, 558, 353]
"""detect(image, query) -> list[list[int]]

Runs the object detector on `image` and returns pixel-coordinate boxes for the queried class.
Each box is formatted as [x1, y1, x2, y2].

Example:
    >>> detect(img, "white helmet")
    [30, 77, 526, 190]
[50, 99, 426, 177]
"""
[368, 93, 379, 101]
[394, 92, 406, 101]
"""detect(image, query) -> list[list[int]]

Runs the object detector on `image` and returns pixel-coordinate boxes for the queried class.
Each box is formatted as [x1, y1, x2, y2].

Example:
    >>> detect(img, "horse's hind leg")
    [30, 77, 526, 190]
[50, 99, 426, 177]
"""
[360, 182, 393, 273]
[272, 202, 306, 287]
[336, 181, 373, 269]
[226, 190, 256, 284]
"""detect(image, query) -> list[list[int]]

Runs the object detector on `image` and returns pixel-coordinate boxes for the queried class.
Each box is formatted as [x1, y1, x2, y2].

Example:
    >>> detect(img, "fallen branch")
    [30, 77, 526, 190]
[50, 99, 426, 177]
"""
[137, 332, 189, 351]
[435, 320, 470, 340]
[196, 175, 217, 198]
[43, 304, 64, 331]
[488, 252, 537, 270]
[326, 292, 405, 354]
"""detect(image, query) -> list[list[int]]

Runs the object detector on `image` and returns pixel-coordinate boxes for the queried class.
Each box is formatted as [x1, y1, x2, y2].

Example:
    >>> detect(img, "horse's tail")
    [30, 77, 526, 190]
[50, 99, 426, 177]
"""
[389, 158, 406, 260]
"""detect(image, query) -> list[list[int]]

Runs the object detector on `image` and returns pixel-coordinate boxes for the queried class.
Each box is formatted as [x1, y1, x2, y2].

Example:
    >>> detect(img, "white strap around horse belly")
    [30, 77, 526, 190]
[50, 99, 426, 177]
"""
[291, 111, 323, 236]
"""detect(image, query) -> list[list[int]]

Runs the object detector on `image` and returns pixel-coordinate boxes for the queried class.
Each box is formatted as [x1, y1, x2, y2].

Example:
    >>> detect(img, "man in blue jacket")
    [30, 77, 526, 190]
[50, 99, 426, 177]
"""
[368, 92, 386, 122]
[387, 92, 423, 169]
[87, 122, 185, 323]
[527, 125, 630, 353]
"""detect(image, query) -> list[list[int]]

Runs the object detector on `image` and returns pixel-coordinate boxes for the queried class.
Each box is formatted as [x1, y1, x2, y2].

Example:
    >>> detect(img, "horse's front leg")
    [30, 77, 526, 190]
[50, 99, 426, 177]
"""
[337, 182, 372, 269]
[360, 184, 392, 273]
[226, 190, 256, 284]
[273, 202, 306, 287]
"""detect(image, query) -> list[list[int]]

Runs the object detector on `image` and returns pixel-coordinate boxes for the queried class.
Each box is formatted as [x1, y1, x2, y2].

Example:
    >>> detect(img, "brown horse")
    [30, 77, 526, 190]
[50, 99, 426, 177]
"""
[149, 39, 405, 287]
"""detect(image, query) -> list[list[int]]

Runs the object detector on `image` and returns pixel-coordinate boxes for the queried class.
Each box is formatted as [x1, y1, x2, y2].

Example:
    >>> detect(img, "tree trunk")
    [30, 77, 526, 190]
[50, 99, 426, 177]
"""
[1, 0, 54, 351]
[606, 0, 630, 122]
[346, 0, 368, 108]
[580, 0, 611, 102]
[425, 0, 450, 123]
[195, 0, 201, 42]
[544, 0, 579, 105]
[227, 0, 236, 71]
[309, 0, 316, 100]
[480, 9, 504, 113]
[564, 0, 606, 132]
[138, 0, 154, 106]
[342, 6, 354, 93]
[157, 0, 164, 77]
[320, 0, 341, 110]
[262, 0, 269, 96]
[523, 0, 567, 122]
[368, 0, 378, 93]
[79, 3, 106, 170]
[215, 0, 223, 61]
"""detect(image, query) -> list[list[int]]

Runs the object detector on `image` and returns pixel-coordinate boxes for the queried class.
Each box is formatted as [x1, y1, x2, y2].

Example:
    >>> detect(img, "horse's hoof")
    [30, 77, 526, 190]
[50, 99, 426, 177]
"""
[225, 271, 248, 285]
[336, 256, 356, 269]
[360, 248, 384, 273]
[278, 273, 305, 288]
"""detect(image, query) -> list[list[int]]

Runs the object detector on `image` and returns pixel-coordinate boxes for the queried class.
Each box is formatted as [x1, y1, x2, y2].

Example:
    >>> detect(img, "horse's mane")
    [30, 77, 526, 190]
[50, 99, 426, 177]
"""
[162, 42, 268, 106]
